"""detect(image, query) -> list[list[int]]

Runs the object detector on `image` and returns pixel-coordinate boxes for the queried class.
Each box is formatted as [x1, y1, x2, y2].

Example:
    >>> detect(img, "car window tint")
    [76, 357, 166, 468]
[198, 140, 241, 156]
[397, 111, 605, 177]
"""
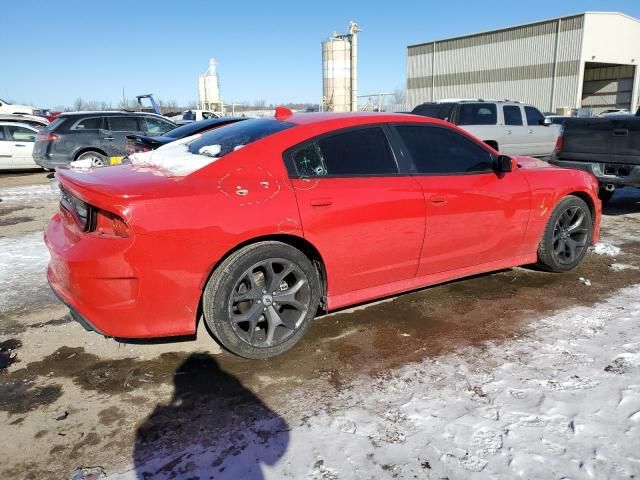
[411, 103, 455, 121]
[7, 125, 36, 142]
[396, 125, 494, 174]
[0, 128, 5, 141]
[145, 117, 173, 134]
[72, 117, 102, 130]
[525, 106, 545, 126]
[188, 118, 293, 156]
[457, 103, 497, 125]
[109, 116, 139, 132]
[292, 127, 397, 177]
[503, 106, 523, 126]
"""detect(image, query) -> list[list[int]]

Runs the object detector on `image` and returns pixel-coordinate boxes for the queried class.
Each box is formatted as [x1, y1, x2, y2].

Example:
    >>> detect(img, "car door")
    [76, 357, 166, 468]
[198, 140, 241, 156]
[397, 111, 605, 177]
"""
[6, 125, 37, 167]
[285, 125, 426, 297]
[392, 123, 531, 276]
[501, 105, 529, 155]
[0, 127, 12, 168]
[104, 116, 141, 156]
[524, 106, 558, 157]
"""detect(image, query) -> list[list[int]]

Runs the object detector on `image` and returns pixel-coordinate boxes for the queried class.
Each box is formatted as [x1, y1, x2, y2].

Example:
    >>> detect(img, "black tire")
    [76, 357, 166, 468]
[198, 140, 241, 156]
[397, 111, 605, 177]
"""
[598, 187, 615, 203]
[537, 195, 593, 272]
[202, 241, 321, 359]
[76, 150, 108, 167]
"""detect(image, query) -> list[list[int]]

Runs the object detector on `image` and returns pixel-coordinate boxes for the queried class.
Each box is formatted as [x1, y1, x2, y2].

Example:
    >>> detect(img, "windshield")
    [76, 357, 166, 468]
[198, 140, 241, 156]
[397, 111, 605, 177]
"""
[188, 119, 294, 156]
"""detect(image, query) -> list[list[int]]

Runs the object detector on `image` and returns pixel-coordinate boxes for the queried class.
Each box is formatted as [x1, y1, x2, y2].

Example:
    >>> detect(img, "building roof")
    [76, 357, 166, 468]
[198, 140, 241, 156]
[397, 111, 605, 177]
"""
[407, 11, 639, 49]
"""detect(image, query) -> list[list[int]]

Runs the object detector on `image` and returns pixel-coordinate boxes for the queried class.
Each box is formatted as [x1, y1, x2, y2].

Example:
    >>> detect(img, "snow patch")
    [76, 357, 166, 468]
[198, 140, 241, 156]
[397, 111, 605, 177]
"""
[128, 136, 218, 177]
[592, 242, 622, 256]
[0, 183, 59, 203]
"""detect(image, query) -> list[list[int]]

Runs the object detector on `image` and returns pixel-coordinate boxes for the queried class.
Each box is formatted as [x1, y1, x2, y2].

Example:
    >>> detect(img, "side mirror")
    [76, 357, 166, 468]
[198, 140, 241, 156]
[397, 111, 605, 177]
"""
[495, 154, 512, 173]
[542, 117, 552, 126]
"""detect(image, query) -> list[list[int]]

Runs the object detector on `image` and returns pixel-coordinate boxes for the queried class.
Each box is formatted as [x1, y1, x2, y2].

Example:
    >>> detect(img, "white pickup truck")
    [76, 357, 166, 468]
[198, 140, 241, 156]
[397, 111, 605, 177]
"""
[411, 100, 560, 157]
[0, 98, 34, 115]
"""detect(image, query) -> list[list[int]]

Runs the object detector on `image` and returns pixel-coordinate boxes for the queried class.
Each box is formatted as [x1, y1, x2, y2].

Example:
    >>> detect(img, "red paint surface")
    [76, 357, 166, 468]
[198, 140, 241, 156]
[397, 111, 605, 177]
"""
[44, 113, 601, 339]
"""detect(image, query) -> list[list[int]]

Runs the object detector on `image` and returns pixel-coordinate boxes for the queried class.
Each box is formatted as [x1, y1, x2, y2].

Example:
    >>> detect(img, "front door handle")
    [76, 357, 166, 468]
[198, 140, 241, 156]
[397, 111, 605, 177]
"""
[505, 129, 512, 135]
[612, 129, 629, 137]
[528, 129, 534, 134]
[14, 144, 27, 147]
[103, 137, 114, 141]
[310, 197, 333, 207]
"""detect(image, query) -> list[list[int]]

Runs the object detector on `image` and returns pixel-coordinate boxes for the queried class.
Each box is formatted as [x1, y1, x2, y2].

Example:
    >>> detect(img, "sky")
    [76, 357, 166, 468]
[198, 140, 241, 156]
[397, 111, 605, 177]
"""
[2, 0, 640, 108]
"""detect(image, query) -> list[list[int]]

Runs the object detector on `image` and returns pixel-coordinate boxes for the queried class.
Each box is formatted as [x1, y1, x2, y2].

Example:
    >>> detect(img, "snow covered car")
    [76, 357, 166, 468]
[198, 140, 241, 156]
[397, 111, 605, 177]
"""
[45, 110, 601, 359]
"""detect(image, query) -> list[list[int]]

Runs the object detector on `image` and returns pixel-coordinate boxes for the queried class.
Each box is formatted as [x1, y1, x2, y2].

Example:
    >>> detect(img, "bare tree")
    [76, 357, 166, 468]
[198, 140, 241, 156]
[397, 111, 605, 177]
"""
[254, 99, 267, 109]
[391, 87, 406, 105]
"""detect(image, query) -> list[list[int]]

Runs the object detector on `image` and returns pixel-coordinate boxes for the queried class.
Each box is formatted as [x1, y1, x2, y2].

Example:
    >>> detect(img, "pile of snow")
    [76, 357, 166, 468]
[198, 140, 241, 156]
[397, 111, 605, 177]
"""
[0, 183, 59, 203]
[591, 242, 621, 256]
[128, 134, 220, 177]
[109, 285, 640, 479]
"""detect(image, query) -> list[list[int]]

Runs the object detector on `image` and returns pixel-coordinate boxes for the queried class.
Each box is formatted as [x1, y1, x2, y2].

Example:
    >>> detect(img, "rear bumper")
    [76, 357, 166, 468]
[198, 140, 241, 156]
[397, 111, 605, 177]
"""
[44, 214, 200, 339]
[550, 159, 640, 187]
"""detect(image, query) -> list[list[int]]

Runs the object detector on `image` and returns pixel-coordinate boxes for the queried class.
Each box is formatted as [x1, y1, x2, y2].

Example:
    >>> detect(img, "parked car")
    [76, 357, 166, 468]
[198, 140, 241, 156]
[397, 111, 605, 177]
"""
[0, 98, 34, 115]
[411, 100, 560, 157]
[545, 115, 571, 126]
[125, 117, 246, 153]
[32, 111, 176, 169]
[45, 111, 600, 359]
[0, 114, 49, 129]
[171, 109, 220, 124]
[33, 109, 62, 122]
[550, 116, 640, 202]
[598, 108, 631, 117]
[0, 122, 41, 170]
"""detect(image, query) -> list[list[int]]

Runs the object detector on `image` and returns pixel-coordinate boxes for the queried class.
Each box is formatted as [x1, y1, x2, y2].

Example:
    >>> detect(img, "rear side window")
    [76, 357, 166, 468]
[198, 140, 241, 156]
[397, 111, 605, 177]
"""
[457, 103, 497, 126]
[503, 106, 523, 126]
[108, 116, 139, 132]
[187, 118, 293, 156]
[411, 103, 455, 121]
[395, 124, 494, 174]
[290, 127, 398, 177]
[72, 117, 103, 130]
[524, 106, 545, 126]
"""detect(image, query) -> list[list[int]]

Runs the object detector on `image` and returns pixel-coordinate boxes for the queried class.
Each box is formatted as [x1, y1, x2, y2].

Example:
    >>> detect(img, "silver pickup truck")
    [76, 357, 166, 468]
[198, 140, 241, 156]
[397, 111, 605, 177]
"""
[411, 100, 560, 157]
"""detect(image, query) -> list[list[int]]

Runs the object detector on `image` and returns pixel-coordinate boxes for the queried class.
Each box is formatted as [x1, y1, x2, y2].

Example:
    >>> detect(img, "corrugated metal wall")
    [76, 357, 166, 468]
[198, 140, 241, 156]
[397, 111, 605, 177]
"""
[407, 15, 584, 112]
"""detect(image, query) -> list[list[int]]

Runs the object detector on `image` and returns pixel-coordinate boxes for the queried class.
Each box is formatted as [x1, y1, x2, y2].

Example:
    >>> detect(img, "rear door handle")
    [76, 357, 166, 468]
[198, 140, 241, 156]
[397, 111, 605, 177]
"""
[430, 196, 448, 205]
[14, 144, 27, 147]
[528, 129, 534, 134]
[310, 197, 333, 207]
[612, 129, 629, 137]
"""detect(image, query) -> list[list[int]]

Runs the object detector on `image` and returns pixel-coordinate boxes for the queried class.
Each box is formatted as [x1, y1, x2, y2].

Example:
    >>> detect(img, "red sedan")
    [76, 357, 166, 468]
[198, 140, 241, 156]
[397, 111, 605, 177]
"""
[45, 110, 601, 358]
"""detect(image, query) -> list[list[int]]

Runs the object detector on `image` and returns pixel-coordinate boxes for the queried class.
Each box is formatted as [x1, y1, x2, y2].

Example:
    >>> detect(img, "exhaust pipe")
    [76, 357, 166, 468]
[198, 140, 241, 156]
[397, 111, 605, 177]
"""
[604, 184, 616, 192]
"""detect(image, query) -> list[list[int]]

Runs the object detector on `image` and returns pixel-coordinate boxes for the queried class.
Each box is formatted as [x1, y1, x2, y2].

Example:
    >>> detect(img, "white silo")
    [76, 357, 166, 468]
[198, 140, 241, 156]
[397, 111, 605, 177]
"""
[322, 21, 361, 112]
[198, 58, 222, 111]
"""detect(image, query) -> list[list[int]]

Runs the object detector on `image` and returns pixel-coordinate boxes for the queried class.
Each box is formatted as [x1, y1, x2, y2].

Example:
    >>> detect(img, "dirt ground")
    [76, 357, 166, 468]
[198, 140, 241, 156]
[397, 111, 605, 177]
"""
[1, 171, 639, 479]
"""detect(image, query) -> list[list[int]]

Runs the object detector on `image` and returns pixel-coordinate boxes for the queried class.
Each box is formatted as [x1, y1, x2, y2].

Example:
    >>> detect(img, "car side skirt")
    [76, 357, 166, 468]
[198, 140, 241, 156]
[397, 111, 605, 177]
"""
[326, 253, 537, 311]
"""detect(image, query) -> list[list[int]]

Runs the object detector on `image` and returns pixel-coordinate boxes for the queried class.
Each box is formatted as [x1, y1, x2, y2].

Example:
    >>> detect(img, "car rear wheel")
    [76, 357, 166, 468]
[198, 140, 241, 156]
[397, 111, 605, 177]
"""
[203, 241, 321, 359]
[537, 195, 593, 272]
[76, 151, 107, 167]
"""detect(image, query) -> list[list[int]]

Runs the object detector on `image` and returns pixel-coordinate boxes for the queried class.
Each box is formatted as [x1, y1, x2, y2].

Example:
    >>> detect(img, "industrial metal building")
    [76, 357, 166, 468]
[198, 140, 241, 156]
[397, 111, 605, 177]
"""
[406, 12, 640, 114]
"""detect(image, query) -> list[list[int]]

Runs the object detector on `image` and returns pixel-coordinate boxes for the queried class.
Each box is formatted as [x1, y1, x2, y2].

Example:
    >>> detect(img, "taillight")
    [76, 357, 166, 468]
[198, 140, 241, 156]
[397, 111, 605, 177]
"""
[94, 209, 130, 238]
[36, 133, 58, 142]
[553, 126, 564, 154]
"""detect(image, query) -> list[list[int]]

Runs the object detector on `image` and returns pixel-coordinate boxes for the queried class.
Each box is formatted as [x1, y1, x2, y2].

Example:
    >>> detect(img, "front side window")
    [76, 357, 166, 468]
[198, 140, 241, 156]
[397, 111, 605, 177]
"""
[72, 117, 103, 130]
[108, 116, 139, 132]
[457, 103, 497, 126]
[525, 106, 545, 126]
[503, 106, 523, 126]
[144, 117, 174, 134]
[395, 124, 494, 174]
[7, 125, 36, 142]
[291, 127, 398, 177]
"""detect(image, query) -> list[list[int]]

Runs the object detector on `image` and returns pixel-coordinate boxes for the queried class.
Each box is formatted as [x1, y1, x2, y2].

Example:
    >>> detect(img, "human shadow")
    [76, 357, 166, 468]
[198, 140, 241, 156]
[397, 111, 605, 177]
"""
[133, 353, 289, 479]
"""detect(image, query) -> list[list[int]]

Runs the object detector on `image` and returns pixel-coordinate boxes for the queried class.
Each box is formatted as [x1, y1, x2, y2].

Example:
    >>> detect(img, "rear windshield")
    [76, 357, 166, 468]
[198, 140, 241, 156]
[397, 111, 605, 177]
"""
[457, 103, 497, 126]
[187, 118, 294, 156]
[164, 118, 241, 139]
[411, 103, 454, 121]
[43, 117, 67, 131]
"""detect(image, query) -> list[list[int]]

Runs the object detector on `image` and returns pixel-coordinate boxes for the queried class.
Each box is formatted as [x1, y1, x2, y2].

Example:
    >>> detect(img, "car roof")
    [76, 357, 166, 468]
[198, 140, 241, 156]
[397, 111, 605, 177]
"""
[283, 111, 431, 126]
[59, 111, 169, 118]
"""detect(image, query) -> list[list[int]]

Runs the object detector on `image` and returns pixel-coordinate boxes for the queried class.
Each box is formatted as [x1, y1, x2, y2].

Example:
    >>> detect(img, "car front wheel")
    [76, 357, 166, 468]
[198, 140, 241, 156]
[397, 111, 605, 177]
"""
[537, 195, 593, 272]
[203, 241, 321, 359]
